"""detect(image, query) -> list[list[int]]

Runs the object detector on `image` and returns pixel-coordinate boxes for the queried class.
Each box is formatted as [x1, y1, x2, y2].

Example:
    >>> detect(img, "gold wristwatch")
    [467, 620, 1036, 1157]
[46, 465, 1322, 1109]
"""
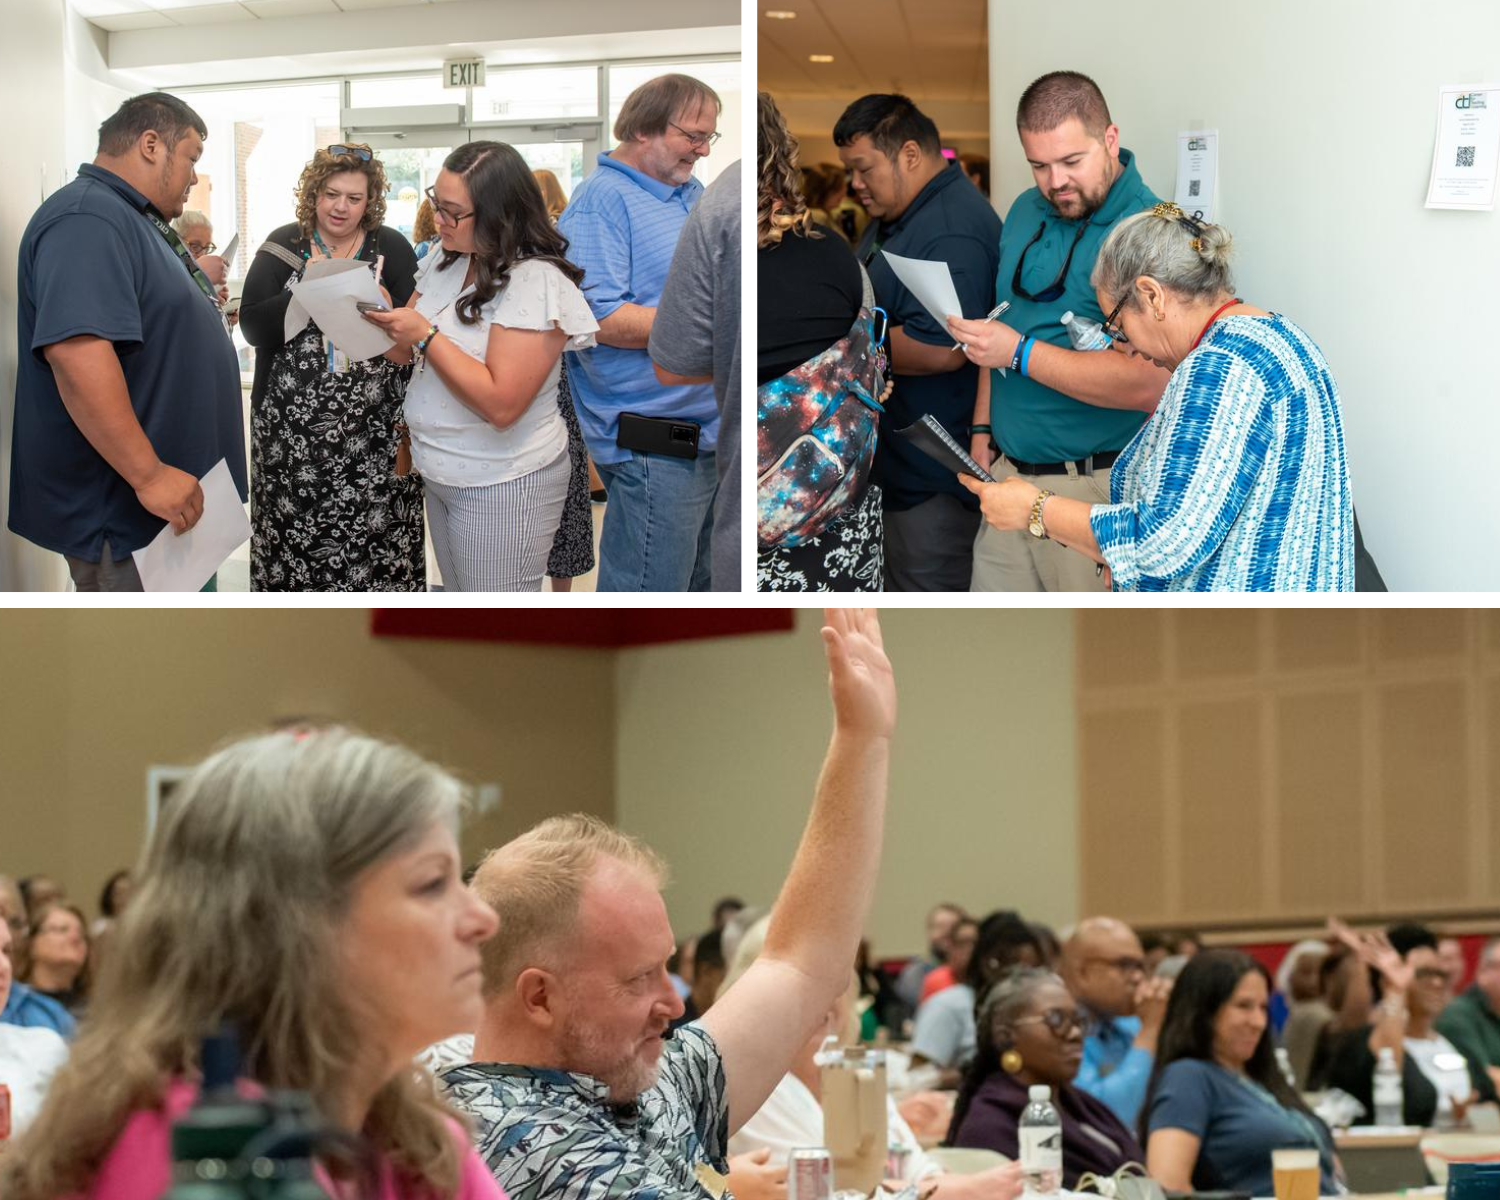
[1028, 489, 1055, 539]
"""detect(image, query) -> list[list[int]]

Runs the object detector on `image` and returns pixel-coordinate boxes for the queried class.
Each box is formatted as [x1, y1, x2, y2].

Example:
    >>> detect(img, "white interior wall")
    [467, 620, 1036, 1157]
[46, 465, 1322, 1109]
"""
[990, 0, 1500, 591]
[614, 610, 1079, 958]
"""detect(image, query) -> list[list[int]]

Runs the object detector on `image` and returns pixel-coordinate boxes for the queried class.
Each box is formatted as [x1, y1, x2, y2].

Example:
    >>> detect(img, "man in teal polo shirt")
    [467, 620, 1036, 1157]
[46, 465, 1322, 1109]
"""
[1437, 939, 1500, 1097]
[950, 72, 1170, 592]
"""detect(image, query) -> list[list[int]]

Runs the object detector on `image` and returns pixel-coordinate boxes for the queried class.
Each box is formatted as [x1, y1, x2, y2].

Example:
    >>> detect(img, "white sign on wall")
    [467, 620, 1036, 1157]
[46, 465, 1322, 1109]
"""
[1425, 83, 1500, 210]
[443, 58, 487, 89]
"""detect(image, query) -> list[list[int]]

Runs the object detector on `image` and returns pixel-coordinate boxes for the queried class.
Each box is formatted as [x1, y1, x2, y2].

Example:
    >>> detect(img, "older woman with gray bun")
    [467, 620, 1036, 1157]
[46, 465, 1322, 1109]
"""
[953, 202, 1353, 591]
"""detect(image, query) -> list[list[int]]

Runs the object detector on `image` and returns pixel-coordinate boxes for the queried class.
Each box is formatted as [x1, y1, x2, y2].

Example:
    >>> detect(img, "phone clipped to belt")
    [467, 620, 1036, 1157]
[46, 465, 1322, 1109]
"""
[616, 412, 701, 460]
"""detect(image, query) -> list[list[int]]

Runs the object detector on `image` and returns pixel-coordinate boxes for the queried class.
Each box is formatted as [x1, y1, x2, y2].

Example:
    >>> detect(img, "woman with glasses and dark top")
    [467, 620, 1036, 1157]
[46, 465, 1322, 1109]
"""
[1142, 950, 1339, 1196]
[1323, 923, 1490, 1127]
[239, 143, 422, 590]
[954, 202, 1353, 591]
[756, 92, 881, 591]
[363, 142, 597, 591]
[948, 969, 1143, 1186]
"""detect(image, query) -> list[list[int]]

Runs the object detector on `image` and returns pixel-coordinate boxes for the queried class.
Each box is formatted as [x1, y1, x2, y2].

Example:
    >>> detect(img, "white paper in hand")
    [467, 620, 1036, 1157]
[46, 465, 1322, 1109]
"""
[283, 258, 369, 342]
[289, 262, 394, 360]
[880, 251, 967, 331]
[131, 459, 250, 592]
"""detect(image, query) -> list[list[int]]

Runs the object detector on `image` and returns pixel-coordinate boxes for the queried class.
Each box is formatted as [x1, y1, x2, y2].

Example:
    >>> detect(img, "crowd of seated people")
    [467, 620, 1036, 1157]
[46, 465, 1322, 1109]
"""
[7, 621, 1500, 1198]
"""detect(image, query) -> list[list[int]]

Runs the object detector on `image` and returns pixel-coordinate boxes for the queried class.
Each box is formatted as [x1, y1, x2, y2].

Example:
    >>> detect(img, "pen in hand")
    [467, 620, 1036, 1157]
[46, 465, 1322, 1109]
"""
[952, 300, 1011, 351]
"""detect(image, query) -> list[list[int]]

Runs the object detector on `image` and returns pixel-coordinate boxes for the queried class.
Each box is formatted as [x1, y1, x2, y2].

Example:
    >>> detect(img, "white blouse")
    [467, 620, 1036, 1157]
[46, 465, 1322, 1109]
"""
[404, 254, 598, 488]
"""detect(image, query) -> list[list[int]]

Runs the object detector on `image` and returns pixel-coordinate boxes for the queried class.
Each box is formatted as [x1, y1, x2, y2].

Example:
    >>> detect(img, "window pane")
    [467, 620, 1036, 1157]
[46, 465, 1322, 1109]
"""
[348, 75, 459, 108]
[473, 66, 598, 122]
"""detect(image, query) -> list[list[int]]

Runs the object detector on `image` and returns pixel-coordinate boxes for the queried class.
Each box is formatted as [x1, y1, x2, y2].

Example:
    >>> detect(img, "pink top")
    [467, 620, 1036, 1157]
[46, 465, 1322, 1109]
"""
[78, 1080, 505, 1200]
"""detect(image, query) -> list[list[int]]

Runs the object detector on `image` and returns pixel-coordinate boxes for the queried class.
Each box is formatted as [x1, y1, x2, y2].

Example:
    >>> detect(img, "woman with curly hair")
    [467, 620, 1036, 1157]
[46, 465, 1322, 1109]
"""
[758, 92, 883, 591]
[239, 143, 423, 591]
[0, 728, 503, 1200]
[364, 142, 597, 591]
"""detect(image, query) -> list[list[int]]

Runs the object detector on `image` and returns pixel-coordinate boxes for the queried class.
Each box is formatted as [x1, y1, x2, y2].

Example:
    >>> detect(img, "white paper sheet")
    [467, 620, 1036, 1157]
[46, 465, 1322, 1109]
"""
[283, 258, 369, 342]
[218, 232, 239, 272]
[1425, 84, 1500, 210]
[880, 251, 967, 331]
[131, 459, 250, 592]
[287, 262, 394, 360]
[1174, 130, 1218, 221]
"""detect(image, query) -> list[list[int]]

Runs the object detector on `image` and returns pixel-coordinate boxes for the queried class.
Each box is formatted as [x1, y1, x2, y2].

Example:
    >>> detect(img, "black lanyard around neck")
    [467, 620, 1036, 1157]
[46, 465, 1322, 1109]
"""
[142, 209, 220, 308]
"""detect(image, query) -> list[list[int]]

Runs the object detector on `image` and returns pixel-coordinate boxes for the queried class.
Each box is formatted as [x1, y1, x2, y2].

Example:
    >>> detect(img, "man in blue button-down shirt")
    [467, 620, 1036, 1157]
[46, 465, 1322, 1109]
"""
[559, 74, 722, 592]
[1062, 916, 1171, 1128]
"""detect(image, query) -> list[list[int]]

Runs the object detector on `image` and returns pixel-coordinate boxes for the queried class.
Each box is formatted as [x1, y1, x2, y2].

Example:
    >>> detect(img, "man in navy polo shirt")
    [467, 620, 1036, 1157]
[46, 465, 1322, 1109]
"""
[947, 72, 1169, 592]
[560, 74, 721, 592]
[836, 94, 1001, 592]
[10, 91, 245, 591]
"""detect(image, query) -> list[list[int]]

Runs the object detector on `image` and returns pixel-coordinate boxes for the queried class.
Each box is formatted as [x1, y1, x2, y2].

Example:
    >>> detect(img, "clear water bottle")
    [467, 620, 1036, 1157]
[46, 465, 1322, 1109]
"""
[1019, 1084, 1062, 1194]
[1374, 1046, 1404, 1126]
[1061, 310, 1112, 351]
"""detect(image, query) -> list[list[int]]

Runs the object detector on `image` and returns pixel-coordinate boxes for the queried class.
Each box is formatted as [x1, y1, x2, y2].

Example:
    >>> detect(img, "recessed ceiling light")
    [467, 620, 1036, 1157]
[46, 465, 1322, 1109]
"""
[765, 9, 797, 17]
[808, 54, 834, 63]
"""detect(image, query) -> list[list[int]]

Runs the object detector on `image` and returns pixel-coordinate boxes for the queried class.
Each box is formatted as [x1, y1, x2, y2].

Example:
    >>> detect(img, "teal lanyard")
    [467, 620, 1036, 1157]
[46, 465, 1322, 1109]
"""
[143, 209, 219, 307]
[311, 229, 366, 261]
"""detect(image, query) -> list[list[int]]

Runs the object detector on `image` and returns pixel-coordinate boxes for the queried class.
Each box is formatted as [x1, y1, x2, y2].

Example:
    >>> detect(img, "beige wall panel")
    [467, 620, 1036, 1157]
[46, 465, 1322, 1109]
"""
[1489, 679, 1500, 885]
[1274, 691, 1366, 914]
[1272, 611, 1363, 672]
[0, 612, 618, 913]
[1376, 611, 1466, 663]
[1178, 612, 1260, 680]
[1378, 680, 1469, 910]
[1078, 613, 1165, 690]
[1079, 708, 1167, 922]
[1486, 612, 1500, 656]
[1178, 699, 1263, 918]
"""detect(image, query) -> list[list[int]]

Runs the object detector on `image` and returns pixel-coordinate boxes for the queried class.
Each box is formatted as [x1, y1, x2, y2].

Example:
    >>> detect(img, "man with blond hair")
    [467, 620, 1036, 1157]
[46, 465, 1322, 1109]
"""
[441, 610, 896, 1200]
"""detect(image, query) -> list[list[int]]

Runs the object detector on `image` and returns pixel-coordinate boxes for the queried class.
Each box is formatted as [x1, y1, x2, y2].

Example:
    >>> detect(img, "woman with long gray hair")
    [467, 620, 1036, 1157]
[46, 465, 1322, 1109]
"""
[950, 202, 1353, 590]
[0, 728, 503, 1200]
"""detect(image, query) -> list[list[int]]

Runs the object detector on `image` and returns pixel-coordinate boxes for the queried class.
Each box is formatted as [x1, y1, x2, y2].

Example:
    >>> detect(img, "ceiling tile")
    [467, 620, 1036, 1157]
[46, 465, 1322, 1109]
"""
[89, 9, 178, 27]
[158, 2, 257, 20]
[242, 0, 339, 13]
[71, 0, 152, 15]
[333, 0, 430, 8]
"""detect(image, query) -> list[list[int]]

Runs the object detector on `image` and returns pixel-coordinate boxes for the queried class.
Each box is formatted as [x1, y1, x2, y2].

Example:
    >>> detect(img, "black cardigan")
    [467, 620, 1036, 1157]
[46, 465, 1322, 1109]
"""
[238, 222, 419, 404]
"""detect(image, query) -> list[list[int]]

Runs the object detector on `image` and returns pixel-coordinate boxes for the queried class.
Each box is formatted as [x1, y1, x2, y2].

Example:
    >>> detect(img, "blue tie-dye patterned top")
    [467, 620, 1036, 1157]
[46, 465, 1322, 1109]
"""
[1089, 314, 1354, 591]
[440, 1024, 730, 1200]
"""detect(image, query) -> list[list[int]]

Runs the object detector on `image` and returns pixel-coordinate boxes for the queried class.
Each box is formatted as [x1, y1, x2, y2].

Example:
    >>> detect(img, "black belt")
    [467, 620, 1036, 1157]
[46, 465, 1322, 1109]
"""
[998, 449, 1120, 477]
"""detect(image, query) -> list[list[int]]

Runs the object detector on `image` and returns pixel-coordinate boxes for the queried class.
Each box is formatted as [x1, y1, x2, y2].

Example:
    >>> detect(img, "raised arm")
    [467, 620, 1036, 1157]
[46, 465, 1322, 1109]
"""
[702, 608, 896, 1133]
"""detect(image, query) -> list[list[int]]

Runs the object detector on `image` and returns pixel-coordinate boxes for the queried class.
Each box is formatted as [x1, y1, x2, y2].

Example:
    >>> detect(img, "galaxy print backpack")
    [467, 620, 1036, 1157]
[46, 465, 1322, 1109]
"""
[757, 266, 891, 550]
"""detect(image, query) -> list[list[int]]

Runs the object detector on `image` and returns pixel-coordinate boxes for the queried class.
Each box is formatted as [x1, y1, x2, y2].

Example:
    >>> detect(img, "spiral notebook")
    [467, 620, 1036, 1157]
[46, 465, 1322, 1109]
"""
[893, 414, 996, 483]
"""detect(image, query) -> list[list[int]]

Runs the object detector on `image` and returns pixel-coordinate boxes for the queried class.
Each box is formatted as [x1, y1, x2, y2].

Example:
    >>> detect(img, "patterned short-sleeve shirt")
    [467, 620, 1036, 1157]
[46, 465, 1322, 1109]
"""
[439, 1023, 731, 1200]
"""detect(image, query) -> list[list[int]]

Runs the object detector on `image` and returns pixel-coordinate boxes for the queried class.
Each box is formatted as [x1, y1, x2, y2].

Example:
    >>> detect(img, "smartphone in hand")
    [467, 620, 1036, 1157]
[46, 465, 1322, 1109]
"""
[355, 300, 389, 314]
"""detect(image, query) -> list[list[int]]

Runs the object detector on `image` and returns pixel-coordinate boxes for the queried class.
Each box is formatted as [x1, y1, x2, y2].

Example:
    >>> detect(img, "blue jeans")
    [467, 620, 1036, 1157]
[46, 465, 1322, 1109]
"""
[595, 450, 717, 592]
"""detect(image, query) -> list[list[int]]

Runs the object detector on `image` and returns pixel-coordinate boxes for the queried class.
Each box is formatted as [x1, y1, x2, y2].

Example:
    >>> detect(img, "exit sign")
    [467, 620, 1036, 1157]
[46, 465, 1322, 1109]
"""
[443, 58, 486, 88]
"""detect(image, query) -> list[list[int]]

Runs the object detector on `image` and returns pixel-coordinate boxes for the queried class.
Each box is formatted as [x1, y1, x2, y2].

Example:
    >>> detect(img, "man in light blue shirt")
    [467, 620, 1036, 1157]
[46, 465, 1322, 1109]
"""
[559, 74, 721, 591]
[1062, 916, 1170, 1127]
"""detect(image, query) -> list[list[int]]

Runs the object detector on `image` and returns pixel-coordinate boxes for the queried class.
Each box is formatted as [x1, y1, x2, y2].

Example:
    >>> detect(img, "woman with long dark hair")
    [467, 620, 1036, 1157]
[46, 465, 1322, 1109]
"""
[366, 141, 598, 591]
[1142, 949, 1338, 1196]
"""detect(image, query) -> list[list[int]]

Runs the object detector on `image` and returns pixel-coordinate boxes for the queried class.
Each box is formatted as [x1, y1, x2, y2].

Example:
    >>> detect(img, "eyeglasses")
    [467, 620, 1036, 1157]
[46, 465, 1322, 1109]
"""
[1102, 291, 1131, 344]
[1087, 955, 1147, 976]
[1011, 219, 1091, 304]
[327, 144, 373, 162]
[668, 121, 721, 150]
[1012, 1008, 1088, 1037]
[185, 240, 216, 257]
[1413, 967, 1450, 984]
[423, 185, 474, 226]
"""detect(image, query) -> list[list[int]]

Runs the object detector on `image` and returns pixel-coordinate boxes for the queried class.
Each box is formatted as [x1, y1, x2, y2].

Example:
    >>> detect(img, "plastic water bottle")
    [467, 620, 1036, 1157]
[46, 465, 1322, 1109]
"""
[1374, 1046, 1404, 1126]
[1019, 1084, 1062, 1194]
[1061, 310, 1112, 351]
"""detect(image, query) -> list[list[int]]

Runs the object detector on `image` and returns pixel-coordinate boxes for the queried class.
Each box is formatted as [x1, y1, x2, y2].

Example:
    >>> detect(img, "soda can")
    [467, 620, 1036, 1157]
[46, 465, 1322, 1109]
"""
[0, 1082, 11, 1141]
[788, 1148, 833, 1200]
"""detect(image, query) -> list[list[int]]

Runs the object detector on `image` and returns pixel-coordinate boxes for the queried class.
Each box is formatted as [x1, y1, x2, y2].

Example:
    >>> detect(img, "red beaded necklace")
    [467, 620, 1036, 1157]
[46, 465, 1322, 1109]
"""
[1191, 297, 1244, 351]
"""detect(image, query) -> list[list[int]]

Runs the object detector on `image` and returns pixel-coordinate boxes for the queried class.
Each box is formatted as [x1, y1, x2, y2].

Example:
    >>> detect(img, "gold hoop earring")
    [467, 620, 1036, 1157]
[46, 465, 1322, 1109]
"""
[1001, 1049, 1024, 1074]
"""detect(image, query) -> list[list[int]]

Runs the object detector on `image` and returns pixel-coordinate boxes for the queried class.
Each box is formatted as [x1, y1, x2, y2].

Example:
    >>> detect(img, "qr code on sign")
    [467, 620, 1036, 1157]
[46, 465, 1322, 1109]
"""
[1188, 179, 1201, 197]
[1458, 145, 1476, 167]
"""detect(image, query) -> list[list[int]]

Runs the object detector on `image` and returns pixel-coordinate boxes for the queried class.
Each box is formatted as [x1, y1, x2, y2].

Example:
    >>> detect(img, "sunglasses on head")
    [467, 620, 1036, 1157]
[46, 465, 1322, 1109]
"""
[327, 144, 373, 162]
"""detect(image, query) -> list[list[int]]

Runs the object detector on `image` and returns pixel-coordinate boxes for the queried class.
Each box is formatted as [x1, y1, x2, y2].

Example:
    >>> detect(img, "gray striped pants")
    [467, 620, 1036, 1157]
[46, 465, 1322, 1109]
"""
[423, 450, 569, 592]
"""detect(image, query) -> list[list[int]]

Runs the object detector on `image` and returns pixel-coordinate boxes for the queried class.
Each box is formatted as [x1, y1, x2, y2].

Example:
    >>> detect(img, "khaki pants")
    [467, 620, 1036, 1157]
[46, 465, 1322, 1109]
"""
[970, 456, 1113, 592]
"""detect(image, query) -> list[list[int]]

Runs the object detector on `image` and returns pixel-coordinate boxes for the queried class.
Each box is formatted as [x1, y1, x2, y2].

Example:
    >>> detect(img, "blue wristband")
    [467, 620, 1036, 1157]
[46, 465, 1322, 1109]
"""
[1020, 337, 1037, 377]
[1008, 339, 1025, 373]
